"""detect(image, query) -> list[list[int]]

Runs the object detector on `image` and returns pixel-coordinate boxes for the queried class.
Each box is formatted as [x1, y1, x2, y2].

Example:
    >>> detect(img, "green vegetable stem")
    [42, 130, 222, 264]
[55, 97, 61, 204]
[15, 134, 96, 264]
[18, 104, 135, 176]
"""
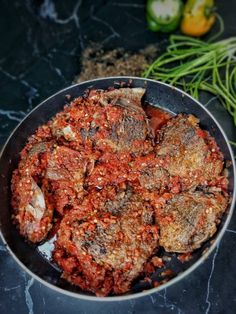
[146, 0, 183, 32]
[143, 32, 236, 126]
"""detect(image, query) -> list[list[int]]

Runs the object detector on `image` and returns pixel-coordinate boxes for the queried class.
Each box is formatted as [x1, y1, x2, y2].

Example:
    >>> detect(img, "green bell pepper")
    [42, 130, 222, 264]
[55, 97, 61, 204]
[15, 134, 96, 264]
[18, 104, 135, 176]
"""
[146, 0, 183, 32]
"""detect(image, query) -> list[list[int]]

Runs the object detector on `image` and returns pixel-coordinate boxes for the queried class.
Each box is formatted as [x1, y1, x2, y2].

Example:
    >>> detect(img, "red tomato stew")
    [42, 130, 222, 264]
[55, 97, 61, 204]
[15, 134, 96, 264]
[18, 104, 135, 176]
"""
[11, 87, 229, 296]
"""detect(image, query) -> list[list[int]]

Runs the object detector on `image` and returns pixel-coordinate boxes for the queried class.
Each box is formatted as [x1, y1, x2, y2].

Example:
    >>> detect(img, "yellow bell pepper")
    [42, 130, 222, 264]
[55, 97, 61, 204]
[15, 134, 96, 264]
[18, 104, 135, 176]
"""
[181, 0, 216, 37]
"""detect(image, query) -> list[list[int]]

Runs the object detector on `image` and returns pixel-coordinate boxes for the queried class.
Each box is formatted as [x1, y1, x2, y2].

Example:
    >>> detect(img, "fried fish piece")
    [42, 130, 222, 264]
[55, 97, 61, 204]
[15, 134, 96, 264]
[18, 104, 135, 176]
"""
[53, 191, 158, 296]
[157, 191, 228, 253]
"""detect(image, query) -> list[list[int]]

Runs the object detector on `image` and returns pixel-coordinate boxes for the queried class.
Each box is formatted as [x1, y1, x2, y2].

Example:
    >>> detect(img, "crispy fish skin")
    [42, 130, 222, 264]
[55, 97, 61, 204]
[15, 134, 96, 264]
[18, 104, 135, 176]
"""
[156, 114, 224, 189]
[11, 141, 55, 243]
[51, 88, 151, 154]
[53, 192, 158, 296]
[89, 87, 151, 154]
[11, 173, 53, 243]
[157, 191, 228, 253]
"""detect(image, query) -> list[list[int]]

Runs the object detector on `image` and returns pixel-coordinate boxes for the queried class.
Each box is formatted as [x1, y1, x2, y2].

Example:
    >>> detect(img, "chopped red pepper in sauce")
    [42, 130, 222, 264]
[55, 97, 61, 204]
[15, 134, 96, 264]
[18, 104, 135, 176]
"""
[11, 87, 229, 297]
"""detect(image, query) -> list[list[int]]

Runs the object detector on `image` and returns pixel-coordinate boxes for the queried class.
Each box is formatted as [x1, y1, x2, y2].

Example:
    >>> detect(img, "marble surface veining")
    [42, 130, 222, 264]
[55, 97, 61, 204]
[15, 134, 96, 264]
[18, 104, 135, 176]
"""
[0, 1, 236, 313]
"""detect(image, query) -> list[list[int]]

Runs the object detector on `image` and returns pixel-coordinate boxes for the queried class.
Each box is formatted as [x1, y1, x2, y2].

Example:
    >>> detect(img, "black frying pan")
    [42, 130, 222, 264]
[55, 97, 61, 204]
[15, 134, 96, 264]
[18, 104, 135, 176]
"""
[0, 77, 235, 301]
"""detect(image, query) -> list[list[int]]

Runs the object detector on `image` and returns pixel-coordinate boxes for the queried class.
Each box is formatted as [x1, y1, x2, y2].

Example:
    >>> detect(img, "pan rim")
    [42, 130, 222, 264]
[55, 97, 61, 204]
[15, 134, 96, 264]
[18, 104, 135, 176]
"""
[0, 76, 235, 302]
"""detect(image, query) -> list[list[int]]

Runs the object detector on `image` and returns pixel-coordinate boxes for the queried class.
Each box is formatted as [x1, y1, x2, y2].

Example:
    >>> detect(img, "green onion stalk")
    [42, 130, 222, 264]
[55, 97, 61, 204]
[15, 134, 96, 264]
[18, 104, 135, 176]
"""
[143, 18, 236, 148]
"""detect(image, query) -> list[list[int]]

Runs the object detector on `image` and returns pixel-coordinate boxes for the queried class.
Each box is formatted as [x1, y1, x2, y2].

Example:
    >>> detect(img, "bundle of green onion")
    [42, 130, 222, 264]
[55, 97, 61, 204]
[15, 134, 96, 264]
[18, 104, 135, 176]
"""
[143, 35, 236, 126]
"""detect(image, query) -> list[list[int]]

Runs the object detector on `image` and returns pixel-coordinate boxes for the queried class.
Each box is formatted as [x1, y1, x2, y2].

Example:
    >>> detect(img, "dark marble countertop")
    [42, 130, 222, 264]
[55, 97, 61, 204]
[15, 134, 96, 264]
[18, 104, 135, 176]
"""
[0, 1, 236, 313]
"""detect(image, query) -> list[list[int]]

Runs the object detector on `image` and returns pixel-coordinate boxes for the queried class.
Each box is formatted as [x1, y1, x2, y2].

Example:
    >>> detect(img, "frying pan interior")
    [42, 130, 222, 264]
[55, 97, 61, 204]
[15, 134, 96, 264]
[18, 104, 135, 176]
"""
[0, 77, 235, 301]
